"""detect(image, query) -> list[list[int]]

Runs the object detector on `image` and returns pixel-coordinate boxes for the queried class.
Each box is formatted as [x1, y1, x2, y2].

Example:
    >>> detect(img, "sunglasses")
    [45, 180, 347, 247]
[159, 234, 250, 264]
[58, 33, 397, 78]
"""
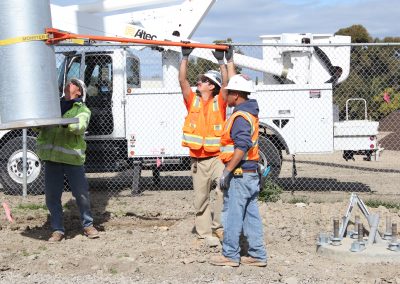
[198, 76, 211, 84]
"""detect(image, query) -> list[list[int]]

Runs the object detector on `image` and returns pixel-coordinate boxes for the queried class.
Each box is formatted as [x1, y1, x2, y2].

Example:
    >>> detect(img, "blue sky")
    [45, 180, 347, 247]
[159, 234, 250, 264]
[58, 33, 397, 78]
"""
[51, 0, 400, 43]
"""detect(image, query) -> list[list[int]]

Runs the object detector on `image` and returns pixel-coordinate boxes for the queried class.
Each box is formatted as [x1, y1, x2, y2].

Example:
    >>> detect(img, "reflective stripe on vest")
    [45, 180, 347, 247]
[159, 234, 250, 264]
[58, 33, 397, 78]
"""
[37, 144, 84, 156]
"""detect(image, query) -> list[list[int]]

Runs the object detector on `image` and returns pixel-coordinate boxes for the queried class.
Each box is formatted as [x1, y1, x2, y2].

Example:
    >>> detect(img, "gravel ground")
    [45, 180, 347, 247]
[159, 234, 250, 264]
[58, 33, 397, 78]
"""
[1, 188, 400, 284]
[0, 150, 399, 283]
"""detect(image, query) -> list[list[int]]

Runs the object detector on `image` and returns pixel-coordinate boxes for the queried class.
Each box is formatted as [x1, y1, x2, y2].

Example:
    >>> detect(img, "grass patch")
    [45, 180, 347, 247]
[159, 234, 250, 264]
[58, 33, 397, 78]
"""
[365, 199, 400, 211]
[38, 245, 47, 251]
[114, 210, 127, 218]
[259, 180, 283, 203]
[16, 203, 47, 211]
[287, 196, 309, 204]
[109, 268, 118, 275]
[117, 253, 130, 259]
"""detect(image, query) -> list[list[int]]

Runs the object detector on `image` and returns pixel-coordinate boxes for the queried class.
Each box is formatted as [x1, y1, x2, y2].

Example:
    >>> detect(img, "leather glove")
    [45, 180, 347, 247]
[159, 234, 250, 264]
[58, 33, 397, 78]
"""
[212, 49, 225, 64]
[219, 168, 232, 191]
[181, 42, 194, 59]
[225, 45, 234, 62]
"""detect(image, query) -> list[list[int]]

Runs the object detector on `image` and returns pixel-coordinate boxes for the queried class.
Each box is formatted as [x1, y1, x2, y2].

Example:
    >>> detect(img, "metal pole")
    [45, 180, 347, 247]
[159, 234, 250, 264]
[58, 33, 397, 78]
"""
[358, 223, 363, 242]
[22, 128, 27, 197]
[367, 214, 380, 245]
[331, 218, 341, 246]
[384, 216, 392, 240]
[392, 224, 398, 242]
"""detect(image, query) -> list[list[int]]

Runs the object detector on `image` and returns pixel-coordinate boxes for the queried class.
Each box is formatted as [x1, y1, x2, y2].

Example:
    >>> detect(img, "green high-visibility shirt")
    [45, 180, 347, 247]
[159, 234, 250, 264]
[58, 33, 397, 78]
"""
[37, 102, 91, 166]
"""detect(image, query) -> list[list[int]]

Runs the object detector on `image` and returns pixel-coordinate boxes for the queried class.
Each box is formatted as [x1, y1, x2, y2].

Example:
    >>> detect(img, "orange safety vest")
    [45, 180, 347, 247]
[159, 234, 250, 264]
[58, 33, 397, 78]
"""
[219, 110, 259, 163]
[182, 94, 225, 152]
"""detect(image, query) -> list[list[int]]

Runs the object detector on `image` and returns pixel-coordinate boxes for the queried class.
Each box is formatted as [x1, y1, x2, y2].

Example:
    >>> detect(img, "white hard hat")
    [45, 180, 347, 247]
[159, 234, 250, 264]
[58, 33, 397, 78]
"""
[70, 78, 87, 102]
[203, 70, 222, 87]
[225, 74, 254, 94]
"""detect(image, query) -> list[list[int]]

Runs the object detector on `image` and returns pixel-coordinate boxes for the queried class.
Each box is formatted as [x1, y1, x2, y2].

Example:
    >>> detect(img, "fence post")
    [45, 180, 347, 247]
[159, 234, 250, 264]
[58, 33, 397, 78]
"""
[22, 128, 27, 197]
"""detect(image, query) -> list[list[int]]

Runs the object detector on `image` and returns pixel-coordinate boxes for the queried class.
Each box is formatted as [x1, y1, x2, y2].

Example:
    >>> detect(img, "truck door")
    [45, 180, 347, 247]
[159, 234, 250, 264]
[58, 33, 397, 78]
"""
[83, 54, 114, 136]
[59, 52, 114, 136]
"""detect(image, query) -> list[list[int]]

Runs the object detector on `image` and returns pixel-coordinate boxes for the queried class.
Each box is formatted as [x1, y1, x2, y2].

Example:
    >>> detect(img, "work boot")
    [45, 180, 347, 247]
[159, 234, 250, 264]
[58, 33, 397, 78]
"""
[83, 226, 99, 239]
[240, 256, 267, 267]
[213, 229, 224, 242]
[48, 231, 64, 242]
[210, 255, 239, 267]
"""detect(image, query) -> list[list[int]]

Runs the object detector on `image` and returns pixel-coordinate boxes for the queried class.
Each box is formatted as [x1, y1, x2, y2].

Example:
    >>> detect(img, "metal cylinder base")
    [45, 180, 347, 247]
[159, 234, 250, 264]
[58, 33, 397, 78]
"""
[388, 242, 400, 252]
[317, 233, 331, 246]
[0, 117, 78, 130]
[330, 237, 342, 246]
[350, 241, 366, 252]
[383, 232, 393, 241]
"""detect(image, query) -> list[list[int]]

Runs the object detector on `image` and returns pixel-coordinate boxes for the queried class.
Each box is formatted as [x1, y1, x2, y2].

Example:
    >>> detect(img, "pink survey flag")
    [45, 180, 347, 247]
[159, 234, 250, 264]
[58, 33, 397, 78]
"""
[2, 202, 14, 223]
[156, 157, 162, 168]
[383, 92, 390, 103]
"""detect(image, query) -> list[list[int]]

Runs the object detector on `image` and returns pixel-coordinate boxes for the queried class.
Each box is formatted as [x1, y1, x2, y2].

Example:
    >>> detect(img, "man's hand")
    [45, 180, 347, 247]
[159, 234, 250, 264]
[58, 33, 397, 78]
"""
[212, 49, 225, 64]
[225, 45, 234, 62]
[219, 168, 232, 191]
[181, 42, 194, 59]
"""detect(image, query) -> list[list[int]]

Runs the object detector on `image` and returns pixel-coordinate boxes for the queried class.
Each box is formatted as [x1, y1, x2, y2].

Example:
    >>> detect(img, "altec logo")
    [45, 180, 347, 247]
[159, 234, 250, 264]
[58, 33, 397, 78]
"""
[125, 25, 158, 40]
[134, 29, 157, 40]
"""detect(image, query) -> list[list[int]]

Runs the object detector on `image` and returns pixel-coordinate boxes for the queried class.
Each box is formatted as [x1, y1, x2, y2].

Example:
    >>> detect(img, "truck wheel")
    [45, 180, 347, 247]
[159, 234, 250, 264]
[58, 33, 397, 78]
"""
[258, 136, 282, 182]
[0, 137, 45, 195]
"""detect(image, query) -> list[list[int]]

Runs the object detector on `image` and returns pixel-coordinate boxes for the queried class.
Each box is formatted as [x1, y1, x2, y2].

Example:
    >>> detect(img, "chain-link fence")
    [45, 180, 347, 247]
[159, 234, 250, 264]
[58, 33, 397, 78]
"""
[0, 42, 399, 196]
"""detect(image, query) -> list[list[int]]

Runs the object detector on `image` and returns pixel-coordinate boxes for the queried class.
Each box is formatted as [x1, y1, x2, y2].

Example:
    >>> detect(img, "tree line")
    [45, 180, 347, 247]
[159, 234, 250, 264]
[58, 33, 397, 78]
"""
[334, 25, 400, 120]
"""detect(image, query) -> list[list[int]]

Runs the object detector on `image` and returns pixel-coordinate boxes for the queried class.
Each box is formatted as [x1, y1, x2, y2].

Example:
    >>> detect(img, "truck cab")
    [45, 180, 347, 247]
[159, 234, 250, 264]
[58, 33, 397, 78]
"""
[57, 48, 139, 173]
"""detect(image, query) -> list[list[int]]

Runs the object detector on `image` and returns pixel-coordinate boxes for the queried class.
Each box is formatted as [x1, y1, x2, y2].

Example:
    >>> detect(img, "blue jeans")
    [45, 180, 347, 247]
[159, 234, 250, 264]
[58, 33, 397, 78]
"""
[222, 173, 267, 262]
[44, 161, 93, 233]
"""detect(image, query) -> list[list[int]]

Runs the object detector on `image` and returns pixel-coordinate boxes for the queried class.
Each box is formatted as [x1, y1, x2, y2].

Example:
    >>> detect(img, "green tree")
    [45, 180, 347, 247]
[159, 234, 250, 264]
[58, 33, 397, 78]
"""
[381, 37, 400, 43]
[372, 88, 400, 120]
[333, 25, 400, 120]
[335, 24, 372, 43]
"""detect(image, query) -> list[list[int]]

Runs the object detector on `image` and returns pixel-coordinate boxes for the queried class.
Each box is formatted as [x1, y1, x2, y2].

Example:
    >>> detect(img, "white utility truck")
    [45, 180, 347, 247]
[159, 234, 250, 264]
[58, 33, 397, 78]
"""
[0, 0, 379, 194]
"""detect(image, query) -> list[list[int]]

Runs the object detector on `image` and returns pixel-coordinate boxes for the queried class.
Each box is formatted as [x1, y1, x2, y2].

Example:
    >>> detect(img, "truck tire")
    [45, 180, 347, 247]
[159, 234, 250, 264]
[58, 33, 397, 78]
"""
[0, 137, 45, 195]
[258, 136, 282, 182]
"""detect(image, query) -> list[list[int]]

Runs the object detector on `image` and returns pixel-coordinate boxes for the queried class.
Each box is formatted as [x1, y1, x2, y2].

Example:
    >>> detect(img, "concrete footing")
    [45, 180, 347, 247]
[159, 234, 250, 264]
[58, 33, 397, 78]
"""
[317, 237, 400, 263]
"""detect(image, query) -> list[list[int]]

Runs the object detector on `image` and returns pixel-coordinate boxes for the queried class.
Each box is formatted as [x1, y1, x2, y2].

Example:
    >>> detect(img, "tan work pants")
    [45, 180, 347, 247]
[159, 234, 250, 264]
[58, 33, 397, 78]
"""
[191, 156, 224, 238]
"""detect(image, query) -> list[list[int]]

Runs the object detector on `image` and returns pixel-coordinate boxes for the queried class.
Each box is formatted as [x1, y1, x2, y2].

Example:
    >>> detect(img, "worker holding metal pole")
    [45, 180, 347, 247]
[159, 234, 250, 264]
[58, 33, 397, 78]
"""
[179, 43, 229, 245]
[36, 79, 98, 242]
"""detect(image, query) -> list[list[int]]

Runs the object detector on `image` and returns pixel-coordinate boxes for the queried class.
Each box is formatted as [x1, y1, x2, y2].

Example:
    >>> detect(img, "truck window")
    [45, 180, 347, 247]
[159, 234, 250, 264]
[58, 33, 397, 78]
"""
[126, 56, 140, 88]
[66, 57, 81, 82]
[85, 55, 113, 97]
[84, 54, 114, 136]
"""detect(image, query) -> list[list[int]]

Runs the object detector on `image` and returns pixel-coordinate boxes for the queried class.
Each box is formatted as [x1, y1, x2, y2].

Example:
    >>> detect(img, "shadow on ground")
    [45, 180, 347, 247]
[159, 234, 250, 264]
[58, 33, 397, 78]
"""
[277, 177, 371, 192]
[19, 190, 111, 241]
